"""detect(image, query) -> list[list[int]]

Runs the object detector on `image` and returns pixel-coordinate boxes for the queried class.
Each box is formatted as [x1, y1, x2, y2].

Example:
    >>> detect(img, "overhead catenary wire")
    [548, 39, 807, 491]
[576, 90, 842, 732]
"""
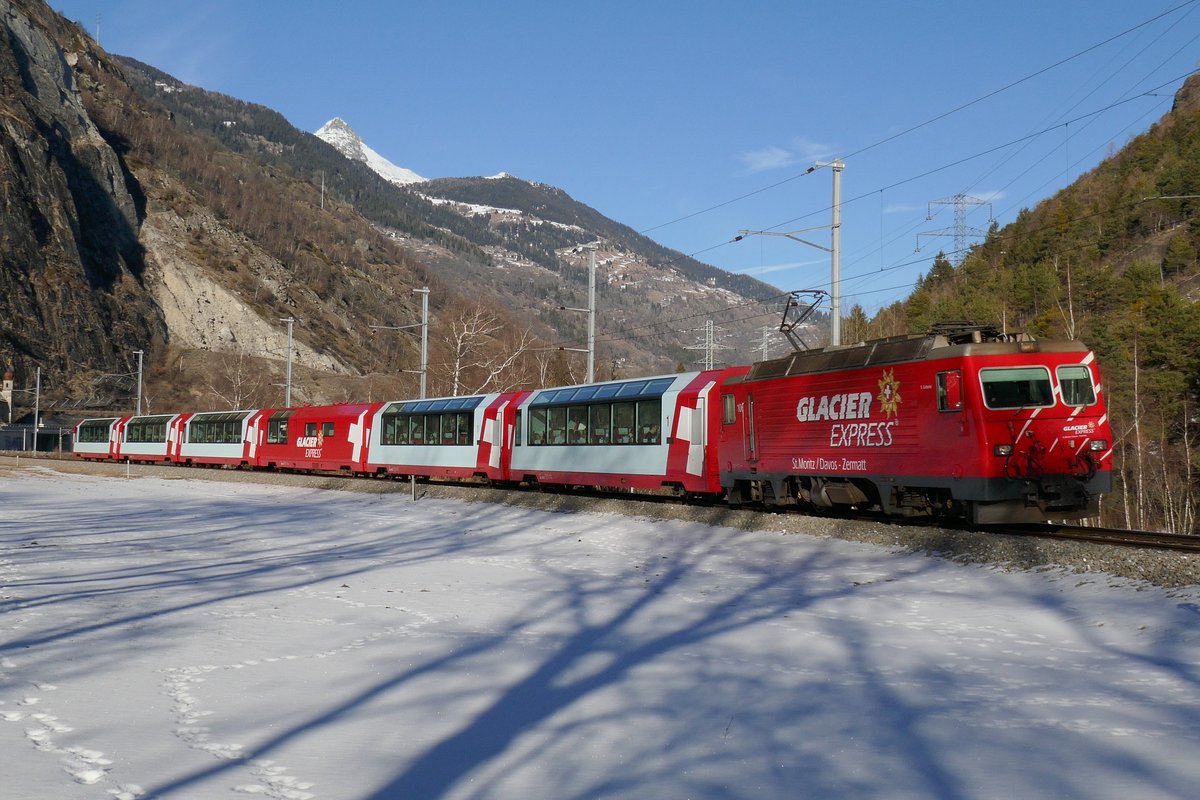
[644, 69, 1195, 292]
[834, 199, 1200, 307]
[533, 73, 1192, 355]
[728, 74, 1193, 294]
[412, 7, 1200, 371]
[634, 0, 1200, 240]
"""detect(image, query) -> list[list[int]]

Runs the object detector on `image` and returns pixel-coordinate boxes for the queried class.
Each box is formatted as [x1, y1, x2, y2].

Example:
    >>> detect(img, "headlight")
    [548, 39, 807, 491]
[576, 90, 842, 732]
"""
[1089, 439, 1108, 452]
[993, 444, 1013, 456]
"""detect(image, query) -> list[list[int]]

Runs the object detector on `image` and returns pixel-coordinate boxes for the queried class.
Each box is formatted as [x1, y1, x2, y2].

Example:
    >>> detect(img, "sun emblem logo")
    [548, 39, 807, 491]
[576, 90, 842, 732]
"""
[877, 368, 902, 419]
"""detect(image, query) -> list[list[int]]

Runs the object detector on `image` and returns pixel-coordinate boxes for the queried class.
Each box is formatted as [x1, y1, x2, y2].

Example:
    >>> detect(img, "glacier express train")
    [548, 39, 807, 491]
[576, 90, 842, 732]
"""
[75, 327, 1113, 525]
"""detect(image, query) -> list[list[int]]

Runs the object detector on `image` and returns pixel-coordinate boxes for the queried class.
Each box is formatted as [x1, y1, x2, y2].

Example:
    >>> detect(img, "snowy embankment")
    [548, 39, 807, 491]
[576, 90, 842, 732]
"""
[2, 468, 1200, 799]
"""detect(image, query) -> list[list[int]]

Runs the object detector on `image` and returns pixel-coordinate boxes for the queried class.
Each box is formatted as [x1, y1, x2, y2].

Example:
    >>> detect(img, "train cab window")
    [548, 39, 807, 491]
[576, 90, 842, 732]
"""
[305, 422, 317, 437]
[722, 394, 736, 424]
[322, 421, 335, 438]
[980, 367, 1054, 410]
[936, 370, 963, 412]
[1057, 365, 1096, 406]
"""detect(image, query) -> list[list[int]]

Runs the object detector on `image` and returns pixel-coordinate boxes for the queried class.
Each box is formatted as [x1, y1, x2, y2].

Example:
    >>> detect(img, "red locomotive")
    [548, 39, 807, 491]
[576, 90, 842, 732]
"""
[74, 325, 1112, 526]
[716, 325, 1111, 524]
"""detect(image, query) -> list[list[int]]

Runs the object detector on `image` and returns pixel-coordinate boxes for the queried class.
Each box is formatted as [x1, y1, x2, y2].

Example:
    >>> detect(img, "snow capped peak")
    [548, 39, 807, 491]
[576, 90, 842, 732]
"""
[488, 172, 516, 180]
[315, 117, 426, 186]
[319, 116, 352, 132]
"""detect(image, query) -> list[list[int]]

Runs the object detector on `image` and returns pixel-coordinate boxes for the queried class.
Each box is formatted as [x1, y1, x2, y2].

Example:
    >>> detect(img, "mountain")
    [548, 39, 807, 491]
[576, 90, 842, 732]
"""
[314, 117, 426, 185]
[0, 0, 167, 399]
[0, 0, 787, 419]
[107, 56, 788, 375]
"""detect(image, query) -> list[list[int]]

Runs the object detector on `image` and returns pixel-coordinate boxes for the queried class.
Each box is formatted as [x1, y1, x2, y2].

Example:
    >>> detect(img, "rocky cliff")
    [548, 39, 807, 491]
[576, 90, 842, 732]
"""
[0, 0, 165, 398]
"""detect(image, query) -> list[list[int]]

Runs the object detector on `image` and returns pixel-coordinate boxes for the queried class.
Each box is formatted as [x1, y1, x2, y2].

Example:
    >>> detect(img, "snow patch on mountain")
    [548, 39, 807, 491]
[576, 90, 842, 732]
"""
[315, 117, 426, 185]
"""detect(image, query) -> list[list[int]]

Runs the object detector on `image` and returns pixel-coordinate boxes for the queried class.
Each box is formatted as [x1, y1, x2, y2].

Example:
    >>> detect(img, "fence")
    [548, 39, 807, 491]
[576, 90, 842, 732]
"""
[0, 425, 74, 453]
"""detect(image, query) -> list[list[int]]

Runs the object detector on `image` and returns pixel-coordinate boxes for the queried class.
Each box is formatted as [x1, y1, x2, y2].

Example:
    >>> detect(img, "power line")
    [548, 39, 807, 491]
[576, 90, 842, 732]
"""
[635, 0, 1199, 238]
[756, 71, 1194, 236]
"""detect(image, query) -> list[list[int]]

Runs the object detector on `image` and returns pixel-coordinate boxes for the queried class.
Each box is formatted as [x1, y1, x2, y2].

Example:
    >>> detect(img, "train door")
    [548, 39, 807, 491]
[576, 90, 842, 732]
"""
[686, 396, 706, 476]
[110, 419, 125, 459]
[745, 394, 757, 462]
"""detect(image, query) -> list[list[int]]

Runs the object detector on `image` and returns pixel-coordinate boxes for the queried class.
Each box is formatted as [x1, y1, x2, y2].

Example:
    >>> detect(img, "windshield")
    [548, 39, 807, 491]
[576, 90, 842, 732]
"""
[1057, 365, 1097, 406]
[980, 367, 1054, 409]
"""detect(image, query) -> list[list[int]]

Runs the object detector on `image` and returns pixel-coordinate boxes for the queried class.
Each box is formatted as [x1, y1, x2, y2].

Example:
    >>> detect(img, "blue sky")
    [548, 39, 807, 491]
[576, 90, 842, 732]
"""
[52, 1, 1200, 313]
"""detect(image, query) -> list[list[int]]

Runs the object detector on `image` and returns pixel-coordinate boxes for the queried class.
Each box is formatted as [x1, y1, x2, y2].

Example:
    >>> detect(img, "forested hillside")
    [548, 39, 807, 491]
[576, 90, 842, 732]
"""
[867, 74, 1200, 532]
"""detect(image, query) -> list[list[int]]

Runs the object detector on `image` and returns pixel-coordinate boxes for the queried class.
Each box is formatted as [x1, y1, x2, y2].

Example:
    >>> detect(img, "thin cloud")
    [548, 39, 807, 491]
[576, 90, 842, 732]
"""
[736, 138, 837, 174]
[789, 137, 836, 163]
[883, 202, 924, 214]
[737, 145, 798, 173]
[734, 257, 829, 276]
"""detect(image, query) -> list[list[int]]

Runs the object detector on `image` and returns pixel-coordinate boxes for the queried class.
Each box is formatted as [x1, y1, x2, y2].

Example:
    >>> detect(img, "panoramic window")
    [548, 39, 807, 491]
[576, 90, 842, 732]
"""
[526, 377, 676, 446]
[189, 412, 248, 445]
[124, 416, 171, 444]
[77, 419, 116, 444]
[380, 397, 484, 446]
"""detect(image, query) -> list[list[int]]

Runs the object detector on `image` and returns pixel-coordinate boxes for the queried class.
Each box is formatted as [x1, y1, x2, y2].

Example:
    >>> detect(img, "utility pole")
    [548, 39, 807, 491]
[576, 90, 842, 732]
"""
[370, 286, 430, 399]
[415, 287, 429, 398]
[32, 366, 40, 452]
[737, 159, 844, 346]
[280, 317, 295, 407]
[817, 159, 844, 347]
[703, 320, 715, 370]
[760, 326, 773, 361]
[686, 320, 730, 370]
[2, 366, 12, 425]
[587, 248, 596, 384]
[133, 349, 144, 415]
[917, 193, 992, 265]
[559, 243, 600, 383]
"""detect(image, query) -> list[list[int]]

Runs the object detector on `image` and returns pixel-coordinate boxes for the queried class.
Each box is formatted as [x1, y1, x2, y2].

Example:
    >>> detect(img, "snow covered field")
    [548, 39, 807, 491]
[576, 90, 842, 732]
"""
[3, 470, 1200, 800]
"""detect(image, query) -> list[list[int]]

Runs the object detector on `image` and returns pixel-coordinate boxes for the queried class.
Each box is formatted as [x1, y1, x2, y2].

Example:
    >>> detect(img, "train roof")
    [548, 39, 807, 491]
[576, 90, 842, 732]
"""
[737, 326, 1090, 383]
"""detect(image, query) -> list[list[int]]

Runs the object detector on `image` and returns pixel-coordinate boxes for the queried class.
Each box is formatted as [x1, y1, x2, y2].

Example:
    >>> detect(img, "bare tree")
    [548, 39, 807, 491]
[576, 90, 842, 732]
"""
[1055, 256, 1077, 339]
[437, 306, 537, 396]
[206, 353, 268, 409]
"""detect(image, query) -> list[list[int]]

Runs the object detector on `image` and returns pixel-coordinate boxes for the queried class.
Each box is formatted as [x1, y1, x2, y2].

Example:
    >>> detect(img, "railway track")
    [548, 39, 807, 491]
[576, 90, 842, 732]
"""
[8, 452, 1198, 555]
[1003, 523, 1200, 552]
